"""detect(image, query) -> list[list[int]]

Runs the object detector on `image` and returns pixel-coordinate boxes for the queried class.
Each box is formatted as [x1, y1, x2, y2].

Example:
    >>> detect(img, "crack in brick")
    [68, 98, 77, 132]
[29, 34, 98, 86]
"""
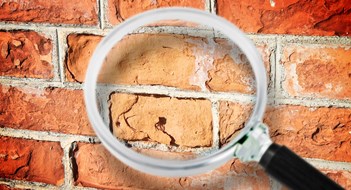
[116, 95, 139, 129]
[65, 63, 80, 82]
[110, 93, 212, 147]
[112, 0, 125, 22]
[12, 151, 32, 178]
[109, 94, 153, 141]
[155, 117, 178, 146]
[221, 123, 245, 145]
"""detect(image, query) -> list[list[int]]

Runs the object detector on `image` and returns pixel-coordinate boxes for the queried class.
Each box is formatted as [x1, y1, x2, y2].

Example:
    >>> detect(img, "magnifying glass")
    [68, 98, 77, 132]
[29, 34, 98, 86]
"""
[84, 7, 343, 190]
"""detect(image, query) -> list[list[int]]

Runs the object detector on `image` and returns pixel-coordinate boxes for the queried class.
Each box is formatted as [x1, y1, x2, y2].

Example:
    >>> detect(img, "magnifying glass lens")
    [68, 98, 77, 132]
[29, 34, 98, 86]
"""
[94, 19, 256, 162]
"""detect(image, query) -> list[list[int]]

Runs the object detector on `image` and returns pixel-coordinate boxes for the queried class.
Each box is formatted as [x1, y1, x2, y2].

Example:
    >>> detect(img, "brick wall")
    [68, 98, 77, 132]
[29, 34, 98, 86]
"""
[0, 0, 350, 189]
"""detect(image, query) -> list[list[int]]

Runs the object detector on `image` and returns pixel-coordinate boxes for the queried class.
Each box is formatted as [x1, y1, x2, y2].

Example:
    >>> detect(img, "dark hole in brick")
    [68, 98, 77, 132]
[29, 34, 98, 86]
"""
[155, 117, 167, 131]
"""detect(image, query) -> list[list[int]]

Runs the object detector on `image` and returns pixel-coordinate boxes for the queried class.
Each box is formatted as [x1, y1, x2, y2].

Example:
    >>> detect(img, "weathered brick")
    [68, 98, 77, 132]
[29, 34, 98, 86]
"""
[217, 0, 351, 36]
[219, 102, 252, 145]
[280, 44, 351, 100]
[108, 0, 205, 25]
[324, 170, 351, 190]
[109, 93, 212, 147]
[219, 102, 351, 162]
[0, 137, 64, 185]
[0, 31, 53, 79]
[206, 40, 271, 93]
[265, 105, 351, 162]
[0, 85, 94, 136]
[0, 0, 98, 25]
[74, 143, 270, 189]
[66, 34, 102, 82]
[67, 33, 270, 93]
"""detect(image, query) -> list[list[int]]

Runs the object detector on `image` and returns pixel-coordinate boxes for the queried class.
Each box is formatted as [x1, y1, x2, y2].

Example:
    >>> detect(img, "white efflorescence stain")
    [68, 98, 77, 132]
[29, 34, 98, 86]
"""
[187, 38, 216, 91]
[270, 0, 276, 7]
[18, 87, 45, 97]
[186, 38, 248, 91]
[150, 0, 158, 6]
[288, 63, 302, 94]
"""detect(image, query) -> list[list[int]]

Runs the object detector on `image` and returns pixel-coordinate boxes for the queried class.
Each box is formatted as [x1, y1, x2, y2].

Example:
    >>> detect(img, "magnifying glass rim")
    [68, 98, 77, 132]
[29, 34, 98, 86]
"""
[84, 7, 267, 176]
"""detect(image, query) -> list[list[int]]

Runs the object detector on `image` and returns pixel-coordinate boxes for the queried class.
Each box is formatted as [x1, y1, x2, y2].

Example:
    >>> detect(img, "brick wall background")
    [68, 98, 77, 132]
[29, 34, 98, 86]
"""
[0, 0, 350, 189]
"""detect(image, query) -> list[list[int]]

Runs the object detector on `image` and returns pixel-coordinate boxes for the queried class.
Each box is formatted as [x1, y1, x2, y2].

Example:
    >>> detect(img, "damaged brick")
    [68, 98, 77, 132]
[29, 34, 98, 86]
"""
[109, 92, 213, 147]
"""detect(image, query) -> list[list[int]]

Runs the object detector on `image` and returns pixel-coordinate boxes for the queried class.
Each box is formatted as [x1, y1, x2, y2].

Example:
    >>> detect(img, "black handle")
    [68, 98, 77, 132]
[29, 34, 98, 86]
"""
[259, 143, 344, 190]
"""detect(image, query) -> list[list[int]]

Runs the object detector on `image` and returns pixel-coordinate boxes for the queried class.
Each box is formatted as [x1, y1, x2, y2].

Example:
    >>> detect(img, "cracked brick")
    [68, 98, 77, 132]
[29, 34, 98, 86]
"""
[0, 0, 98, 25]
[109, 93, 213, 147]
[65, 34, 102, 82]
[217, 0, 351, 36]
[0, 30, 53, 79]
[65, 33, 271, 94]
[0, 137, 64, 185]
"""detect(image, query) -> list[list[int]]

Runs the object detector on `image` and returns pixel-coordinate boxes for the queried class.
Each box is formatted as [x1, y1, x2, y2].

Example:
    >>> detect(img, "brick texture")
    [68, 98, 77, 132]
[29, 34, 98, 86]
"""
[219, 102, 351, 162]
[0, 31, 53, 79]
[265, 105, 351, 162]
[0, 0, 98, 25]
[66, 34, 270, 93]
[74, 143, 270, 189]
[0, 137, 64, 185]
[66, 34, 102, 82]
[324, 170, 351, 190]
[217, 0, 351, 36]
[0, 0, 350, 189]
[219, 102, 252, 145]
[0, 85, 94, 136]
[280, 44, 351, 100]
[108, 0, 205, 25]
[109, 93, 212, 147]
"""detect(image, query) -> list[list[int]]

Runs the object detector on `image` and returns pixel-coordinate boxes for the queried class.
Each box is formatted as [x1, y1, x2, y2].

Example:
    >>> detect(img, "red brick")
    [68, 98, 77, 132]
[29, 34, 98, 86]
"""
[0, 31, 53, 79]
[323, 170, 351, 190]
[109, 93, 212, 147]
[74, 143, 270, 189]
[265, 105, 351, 162]
[0, 137, 64, 185]
[280, 44, 351, 100]
[217, 0, 351, 36]
[219, 102, 252, 145]
[0, 85, 94, 136]
[66, 34, 270, 93]
[219, 102, 351, 162]
[65, 34, 102, 82]
[108, 0, 205, 25]
[206, 40, 271, 93]
[0, 0, 98, 25]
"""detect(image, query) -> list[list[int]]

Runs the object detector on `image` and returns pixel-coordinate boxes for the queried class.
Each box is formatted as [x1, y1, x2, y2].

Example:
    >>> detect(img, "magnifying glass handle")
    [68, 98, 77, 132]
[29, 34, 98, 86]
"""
[259, 143, 344, 190]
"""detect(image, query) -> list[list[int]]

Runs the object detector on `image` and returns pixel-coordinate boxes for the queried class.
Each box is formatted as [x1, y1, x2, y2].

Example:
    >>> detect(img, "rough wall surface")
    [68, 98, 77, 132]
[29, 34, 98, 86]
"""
[0, 0, 350, 190]
[217, 0, 351, 36]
